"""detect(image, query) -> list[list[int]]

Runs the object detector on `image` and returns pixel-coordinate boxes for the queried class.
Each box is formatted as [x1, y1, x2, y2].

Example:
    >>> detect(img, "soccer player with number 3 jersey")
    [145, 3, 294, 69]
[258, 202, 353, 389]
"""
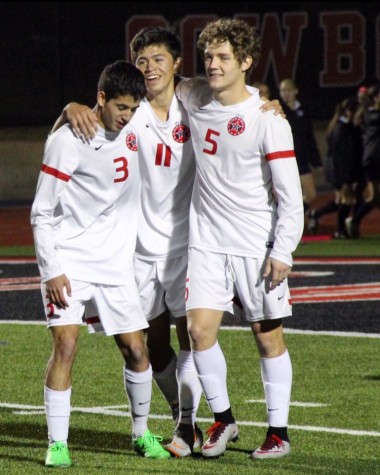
[31, 61, 170, 466]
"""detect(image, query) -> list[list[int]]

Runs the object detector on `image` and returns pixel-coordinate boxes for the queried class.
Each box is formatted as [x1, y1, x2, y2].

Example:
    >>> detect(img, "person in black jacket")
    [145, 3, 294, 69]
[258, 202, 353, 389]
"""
[308, 96, 364, 238]
[345, 83, 380, 238]
[279, 79, 322, 217]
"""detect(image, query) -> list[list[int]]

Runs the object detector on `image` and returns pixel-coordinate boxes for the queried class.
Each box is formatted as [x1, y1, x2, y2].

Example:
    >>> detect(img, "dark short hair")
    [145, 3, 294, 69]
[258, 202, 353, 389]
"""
[97, 60, 146, 101]
[130, 26, 181, 63]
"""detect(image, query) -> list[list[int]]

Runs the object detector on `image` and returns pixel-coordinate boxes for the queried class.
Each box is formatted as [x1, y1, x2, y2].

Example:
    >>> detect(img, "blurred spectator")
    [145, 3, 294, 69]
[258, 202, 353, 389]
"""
[353, 85, 368, 129]
[308, 96, 364, 238]
[251, 81, 271, 99]
[279, 79, 322, 217]
[357, 85, 369, 107]
[346, 83, 380, 238]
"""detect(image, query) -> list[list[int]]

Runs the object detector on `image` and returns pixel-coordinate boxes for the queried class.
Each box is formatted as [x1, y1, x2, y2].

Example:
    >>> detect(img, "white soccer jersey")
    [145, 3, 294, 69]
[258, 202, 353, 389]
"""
[176, 79, 304, 266]
[131, 96, 196, 260]
[31, 124, 141, 284]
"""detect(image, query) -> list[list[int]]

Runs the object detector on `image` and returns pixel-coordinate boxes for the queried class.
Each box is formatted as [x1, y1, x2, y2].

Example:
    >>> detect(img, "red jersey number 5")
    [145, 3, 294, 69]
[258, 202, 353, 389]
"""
[203, 129, 220, 155]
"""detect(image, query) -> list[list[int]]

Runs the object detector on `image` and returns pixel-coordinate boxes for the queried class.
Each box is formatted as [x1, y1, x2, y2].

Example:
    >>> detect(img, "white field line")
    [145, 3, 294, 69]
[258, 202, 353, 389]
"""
[246, 399, 327, 407]
[0, 320, 379, 339]
[1, 402, 379, 438]
[221, 326, 380, 338]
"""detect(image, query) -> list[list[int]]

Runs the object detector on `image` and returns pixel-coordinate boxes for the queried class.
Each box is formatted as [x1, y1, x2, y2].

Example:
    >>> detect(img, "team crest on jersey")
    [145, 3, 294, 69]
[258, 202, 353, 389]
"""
[227, 116, 245, 136]
[172, 122, 191, 143]
[125, 132, 138, 151]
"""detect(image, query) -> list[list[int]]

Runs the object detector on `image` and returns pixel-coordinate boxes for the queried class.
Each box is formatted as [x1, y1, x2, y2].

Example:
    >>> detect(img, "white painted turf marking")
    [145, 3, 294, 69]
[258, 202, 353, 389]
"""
[1, 322, 379, 439]
[1, 403, 379, 438]
[246, 399, 327, 407]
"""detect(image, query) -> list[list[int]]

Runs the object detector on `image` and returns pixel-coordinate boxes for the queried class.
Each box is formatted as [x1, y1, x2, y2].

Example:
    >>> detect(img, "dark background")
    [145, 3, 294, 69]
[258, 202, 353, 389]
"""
[1, 2, 379, 126]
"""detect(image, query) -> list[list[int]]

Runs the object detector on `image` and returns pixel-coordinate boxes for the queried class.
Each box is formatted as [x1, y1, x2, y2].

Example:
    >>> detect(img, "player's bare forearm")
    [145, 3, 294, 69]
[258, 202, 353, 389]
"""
[51, 102, 98, 139]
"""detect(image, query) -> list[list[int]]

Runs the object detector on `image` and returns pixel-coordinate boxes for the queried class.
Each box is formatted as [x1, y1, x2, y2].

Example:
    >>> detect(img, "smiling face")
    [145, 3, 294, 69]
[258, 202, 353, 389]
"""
[203, 40, 252, 95]
[134, 44, 181, 98]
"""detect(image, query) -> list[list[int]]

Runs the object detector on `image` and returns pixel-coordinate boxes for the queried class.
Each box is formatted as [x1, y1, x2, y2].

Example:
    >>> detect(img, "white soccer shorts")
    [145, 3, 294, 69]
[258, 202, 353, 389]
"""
[134, 254, 188, 321]
[41, 278, 148, 336]
[186, 248, 292, 322]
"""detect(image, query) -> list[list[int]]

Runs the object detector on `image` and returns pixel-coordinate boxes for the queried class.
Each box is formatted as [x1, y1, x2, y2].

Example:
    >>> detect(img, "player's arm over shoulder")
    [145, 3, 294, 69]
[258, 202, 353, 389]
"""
[50, 103, 97, 139]
[175, 77, 208, 106]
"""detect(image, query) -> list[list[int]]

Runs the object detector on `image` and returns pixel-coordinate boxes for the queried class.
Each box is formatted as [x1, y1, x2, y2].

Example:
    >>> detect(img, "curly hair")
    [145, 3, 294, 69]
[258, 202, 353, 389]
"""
[197, 18, 261, 75]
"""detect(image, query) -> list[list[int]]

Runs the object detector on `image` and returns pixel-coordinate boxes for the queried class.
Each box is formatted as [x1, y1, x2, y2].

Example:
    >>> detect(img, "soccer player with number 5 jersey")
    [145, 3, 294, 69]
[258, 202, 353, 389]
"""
[176, 18, 303, 459]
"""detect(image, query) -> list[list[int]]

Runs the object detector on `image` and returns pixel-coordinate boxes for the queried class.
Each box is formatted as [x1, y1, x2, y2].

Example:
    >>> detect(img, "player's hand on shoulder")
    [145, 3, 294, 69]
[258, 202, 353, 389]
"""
[65, 102, 98, 140]
[260, 98, 286, 119]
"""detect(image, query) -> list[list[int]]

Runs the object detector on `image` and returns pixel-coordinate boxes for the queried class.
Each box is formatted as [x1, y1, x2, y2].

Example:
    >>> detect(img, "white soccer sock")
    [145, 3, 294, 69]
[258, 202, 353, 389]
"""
[152, 352, 179, 408]
[44, 386, 71, 445]
[176, 349, 203, 426]
[261, 350, 292, 427]
[124, 365, 152, 438]
[192, 341, 230, 414]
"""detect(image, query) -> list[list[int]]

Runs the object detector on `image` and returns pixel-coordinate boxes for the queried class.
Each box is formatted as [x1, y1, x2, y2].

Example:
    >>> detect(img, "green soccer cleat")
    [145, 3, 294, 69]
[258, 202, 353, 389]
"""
[45, 441, 72, 468]
[132, 430, 171, 459]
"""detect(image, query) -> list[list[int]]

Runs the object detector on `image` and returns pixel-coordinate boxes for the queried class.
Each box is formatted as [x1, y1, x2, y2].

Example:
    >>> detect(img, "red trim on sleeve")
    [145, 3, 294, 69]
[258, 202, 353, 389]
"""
[266, 150, 295, 161]
[41, 164, 71, 182]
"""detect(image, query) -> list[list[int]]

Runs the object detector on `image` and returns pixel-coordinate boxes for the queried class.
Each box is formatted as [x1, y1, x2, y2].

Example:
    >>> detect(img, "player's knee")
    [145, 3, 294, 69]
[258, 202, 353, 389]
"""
[53, 338, 77, 364]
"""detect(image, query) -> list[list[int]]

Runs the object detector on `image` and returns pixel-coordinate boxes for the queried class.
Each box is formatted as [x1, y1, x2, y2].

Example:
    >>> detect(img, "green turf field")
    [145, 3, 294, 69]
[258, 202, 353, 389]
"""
[1, 237, 380, 473]
[295, 235, 380, 257]
[0, 324, 378, 474]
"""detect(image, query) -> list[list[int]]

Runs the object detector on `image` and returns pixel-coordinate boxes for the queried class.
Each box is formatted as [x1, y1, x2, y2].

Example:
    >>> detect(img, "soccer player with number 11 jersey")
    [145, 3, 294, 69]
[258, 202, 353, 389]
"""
[52, 22, 291, 460]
